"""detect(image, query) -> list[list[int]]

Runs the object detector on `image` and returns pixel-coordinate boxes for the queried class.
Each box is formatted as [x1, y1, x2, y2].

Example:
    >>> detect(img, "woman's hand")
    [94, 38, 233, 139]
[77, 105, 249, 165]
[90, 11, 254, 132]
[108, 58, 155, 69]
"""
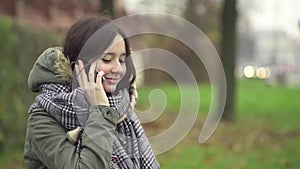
[75, 60, 109, 106]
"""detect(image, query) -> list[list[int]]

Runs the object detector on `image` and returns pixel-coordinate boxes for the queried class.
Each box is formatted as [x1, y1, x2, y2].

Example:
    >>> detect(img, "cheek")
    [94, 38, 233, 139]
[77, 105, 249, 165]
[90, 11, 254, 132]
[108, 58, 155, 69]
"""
[96, 64, 109, 73]
[96, 62, 126, 76]
[121, 64, 126, 76]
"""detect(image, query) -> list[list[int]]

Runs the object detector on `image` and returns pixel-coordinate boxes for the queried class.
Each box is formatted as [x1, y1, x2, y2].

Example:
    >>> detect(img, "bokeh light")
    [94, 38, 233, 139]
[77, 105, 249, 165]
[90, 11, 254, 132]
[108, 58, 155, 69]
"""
[256, 67, 271, 79]
[243, 66, 256, 78]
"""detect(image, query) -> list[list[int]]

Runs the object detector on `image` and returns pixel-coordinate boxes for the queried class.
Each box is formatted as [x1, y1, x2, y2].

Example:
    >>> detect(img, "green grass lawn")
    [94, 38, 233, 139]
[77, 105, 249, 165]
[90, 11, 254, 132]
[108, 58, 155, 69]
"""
[0, 79, 299, 168]
[137, 79, 300, 169]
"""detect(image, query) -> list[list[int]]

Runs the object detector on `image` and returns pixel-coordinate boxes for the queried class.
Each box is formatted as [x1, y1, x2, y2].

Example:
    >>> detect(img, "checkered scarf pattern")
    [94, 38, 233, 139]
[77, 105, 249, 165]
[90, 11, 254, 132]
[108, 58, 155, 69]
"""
[29, 83, 160, 169]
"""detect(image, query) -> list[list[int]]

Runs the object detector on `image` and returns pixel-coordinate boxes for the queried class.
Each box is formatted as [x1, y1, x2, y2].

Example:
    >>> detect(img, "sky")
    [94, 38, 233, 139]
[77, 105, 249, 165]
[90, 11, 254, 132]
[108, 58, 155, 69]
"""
[124, 0, 300, 37]
[124, 0, 187, 16]
[248, 0, 300, 37]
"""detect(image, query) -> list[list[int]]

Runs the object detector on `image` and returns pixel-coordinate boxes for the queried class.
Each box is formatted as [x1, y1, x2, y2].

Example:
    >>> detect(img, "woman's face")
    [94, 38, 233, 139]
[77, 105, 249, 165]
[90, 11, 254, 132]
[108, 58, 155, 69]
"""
[96, 34, 126, 93]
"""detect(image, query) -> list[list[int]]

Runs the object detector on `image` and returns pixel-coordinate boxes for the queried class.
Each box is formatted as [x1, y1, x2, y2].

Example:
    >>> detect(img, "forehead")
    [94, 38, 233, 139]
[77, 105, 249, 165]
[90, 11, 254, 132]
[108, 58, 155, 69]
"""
[105, 34, 125, 51]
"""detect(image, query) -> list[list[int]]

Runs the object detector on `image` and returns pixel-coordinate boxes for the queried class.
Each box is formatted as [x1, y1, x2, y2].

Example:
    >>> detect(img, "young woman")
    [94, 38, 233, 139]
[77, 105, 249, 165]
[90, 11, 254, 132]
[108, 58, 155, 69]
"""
[24, 15, 160, 169]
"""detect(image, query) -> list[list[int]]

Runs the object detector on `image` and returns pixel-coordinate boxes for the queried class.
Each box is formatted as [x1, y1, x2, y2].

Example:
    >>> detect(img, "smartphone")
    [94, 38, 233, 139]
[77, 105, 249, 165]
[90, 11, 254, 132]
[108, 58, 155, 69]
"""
[94, 70, 105, 83]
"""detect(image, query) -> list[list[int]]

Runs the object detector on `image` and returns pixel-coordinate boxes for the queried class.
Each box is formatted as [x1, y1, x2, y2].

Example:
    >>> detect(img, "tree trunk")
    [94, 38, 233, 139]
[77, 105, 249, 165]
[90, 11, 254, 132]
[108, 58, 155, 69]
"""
[100, 0, 114, 17]
[221, 0, 237, 121]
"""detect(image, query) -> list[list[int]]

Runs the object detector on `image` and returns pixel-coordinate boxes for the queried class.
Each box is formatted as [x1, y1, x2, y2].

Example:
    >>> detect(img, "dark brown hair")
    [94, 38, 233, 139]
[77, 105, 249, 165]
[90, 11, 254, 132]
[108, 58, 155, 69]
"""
[63, 15, 136, 92]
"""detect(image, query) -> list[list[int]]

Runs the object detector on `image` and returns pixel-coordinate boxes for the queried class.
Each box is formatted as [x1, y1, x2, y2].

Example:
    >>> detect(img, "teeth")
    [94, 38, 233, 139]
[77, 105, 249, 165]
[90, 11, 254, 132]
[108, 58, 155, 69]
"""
[102, 77, 106, 80]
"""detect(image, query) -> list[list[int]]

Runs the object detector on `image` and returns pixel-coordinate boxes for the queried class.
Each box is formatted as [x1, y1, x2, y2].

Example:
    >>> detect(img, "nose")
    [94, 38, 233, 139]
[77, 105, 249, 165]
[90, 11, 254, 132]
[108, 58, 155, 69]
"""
[111, 60, 123, 73]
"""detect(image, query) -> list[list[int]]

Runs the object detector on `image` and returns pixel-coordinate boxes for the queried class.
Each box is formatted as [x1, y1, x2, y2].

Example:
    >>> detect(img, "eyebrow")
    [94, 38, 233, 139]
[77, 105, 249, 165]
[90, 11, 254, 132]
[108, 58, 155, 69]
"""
[103, 52, 127, 56]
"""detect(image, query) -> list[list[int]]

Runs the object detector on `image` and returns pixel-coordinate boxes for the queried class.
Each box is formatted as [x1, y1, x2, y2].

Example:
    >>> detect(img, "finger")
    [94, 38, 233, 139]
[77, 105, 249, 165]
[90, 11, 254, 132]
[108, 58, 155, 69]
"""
[76, 60, 89, 89]
[78, 60, 89, 84]
[88, 61, 97, 83]
[75, 63, 84, 88]
[75, 61, 85, 86]
[95, 71, 109, 106]
[95, 71, 105, 88]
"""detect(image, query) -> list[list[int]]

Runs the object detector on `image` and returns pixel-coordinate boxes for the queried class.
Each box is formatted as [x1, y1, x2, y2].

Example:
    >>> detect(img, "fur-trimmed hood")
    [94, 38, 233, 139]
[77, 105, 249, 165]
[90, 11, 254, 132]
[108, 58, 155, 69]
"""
[28, 47, 72, 92]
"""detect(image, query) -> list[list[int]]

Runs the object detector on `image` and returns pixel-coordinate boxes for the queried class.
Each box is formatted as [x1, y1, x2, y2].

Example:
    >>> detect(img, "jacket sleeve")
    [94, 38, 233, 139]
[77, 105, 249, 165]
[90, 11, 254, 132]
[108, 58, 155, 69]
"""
[28, 105, 118, 169]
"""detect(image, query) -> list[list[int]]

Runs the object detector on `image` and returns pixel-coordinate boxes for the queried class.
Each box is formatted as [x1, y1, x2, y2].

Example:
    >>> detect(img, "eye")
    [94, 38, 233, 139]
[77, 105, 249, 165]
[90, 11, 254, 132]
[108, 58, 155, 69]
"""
[119, 55, 126, 63]
[102, 58, 111, 63]
[102, 53, 113, 63]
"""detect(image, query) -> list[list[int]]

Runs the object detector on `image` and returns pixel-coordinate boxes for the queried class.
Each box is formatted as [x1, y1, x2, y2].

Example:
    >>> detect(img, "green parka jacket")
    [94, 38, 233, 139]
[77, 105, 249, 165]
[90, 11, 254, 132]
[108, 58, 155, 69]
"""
[24, 47, 118, 169]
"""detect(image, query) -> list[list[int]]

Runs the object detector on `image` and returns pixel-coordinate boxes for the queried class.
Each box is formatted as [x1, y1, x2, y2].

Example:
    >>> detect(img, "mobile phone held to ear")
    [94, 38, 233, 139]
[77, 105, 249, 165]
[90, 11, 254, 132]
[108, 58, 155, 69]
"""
[94, 70, 98, 83]
[94, 70, 105, 83]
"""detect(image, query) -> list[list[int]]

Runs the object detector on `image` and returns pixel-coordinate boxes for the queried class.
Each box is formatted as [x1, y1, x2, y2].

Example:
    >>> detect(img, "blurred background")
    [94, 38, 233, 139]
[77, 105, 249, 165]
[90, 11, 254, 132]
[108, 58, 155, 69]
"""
[0, 0, 299, 168]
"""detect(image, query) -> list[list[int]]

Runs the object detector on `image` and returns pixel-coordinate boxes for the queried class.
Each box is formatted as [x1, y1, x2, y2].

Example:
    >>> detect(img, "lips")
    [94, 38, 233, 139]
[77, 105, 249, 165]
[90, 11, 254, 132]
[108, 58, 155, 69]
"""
[104, 77, 120, 84]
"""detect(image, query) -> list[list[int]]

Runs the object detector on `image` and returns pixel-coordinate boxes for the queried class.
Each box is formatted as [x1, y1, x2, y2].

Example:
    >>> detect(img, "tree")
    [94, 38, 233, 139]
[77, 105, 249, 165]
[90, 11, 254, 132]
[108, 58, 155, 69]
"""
[184, 0, 221, 82]
[185, 0, 221, 43]
[100, 0, 114, 17]
[220, 0, 237, 121]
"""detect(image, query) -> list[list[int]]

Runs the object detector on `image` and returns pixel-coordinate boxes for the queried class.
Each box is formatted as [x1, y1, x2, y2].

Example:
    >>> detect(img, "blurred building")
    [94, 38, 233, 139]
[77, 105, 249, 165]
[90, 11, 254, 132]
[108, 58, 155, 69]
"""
[0, 0, 102, 32]
[0, 0, 127, 33]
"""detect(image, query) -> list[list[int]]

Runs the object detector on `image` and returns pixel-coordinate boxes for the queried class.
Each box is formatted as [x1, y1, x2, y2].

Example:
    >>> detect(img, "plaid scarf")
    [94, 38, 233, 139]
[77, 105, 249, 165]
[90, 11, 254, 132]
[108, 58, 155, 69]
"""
[29, 83, 160, 169]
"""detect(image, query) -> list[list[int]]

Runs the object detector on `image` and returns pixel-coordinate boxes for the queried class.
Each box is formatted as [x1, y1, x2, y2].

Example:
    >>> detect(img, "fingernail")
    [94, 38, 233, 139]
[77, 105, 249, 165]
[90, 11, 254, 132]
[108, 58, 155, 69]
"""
[97, 71, 104, 75]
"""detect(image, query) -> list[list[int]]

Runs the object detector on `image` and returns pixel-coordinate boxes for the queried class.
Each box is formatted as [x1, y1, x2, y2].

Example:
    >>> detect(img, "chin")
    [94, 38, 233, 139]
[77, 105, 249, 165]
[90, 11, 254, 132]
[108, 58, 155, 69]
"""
[104, 85, 117, 93]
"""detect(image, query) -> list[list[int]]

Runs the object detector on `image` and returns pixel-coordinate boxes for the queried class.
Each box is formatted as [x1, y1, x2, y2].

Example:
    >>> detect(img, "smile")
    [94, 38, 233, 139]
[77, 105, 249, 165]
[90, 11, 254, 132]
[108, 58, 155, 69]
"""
[104, 77, 120, 84]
